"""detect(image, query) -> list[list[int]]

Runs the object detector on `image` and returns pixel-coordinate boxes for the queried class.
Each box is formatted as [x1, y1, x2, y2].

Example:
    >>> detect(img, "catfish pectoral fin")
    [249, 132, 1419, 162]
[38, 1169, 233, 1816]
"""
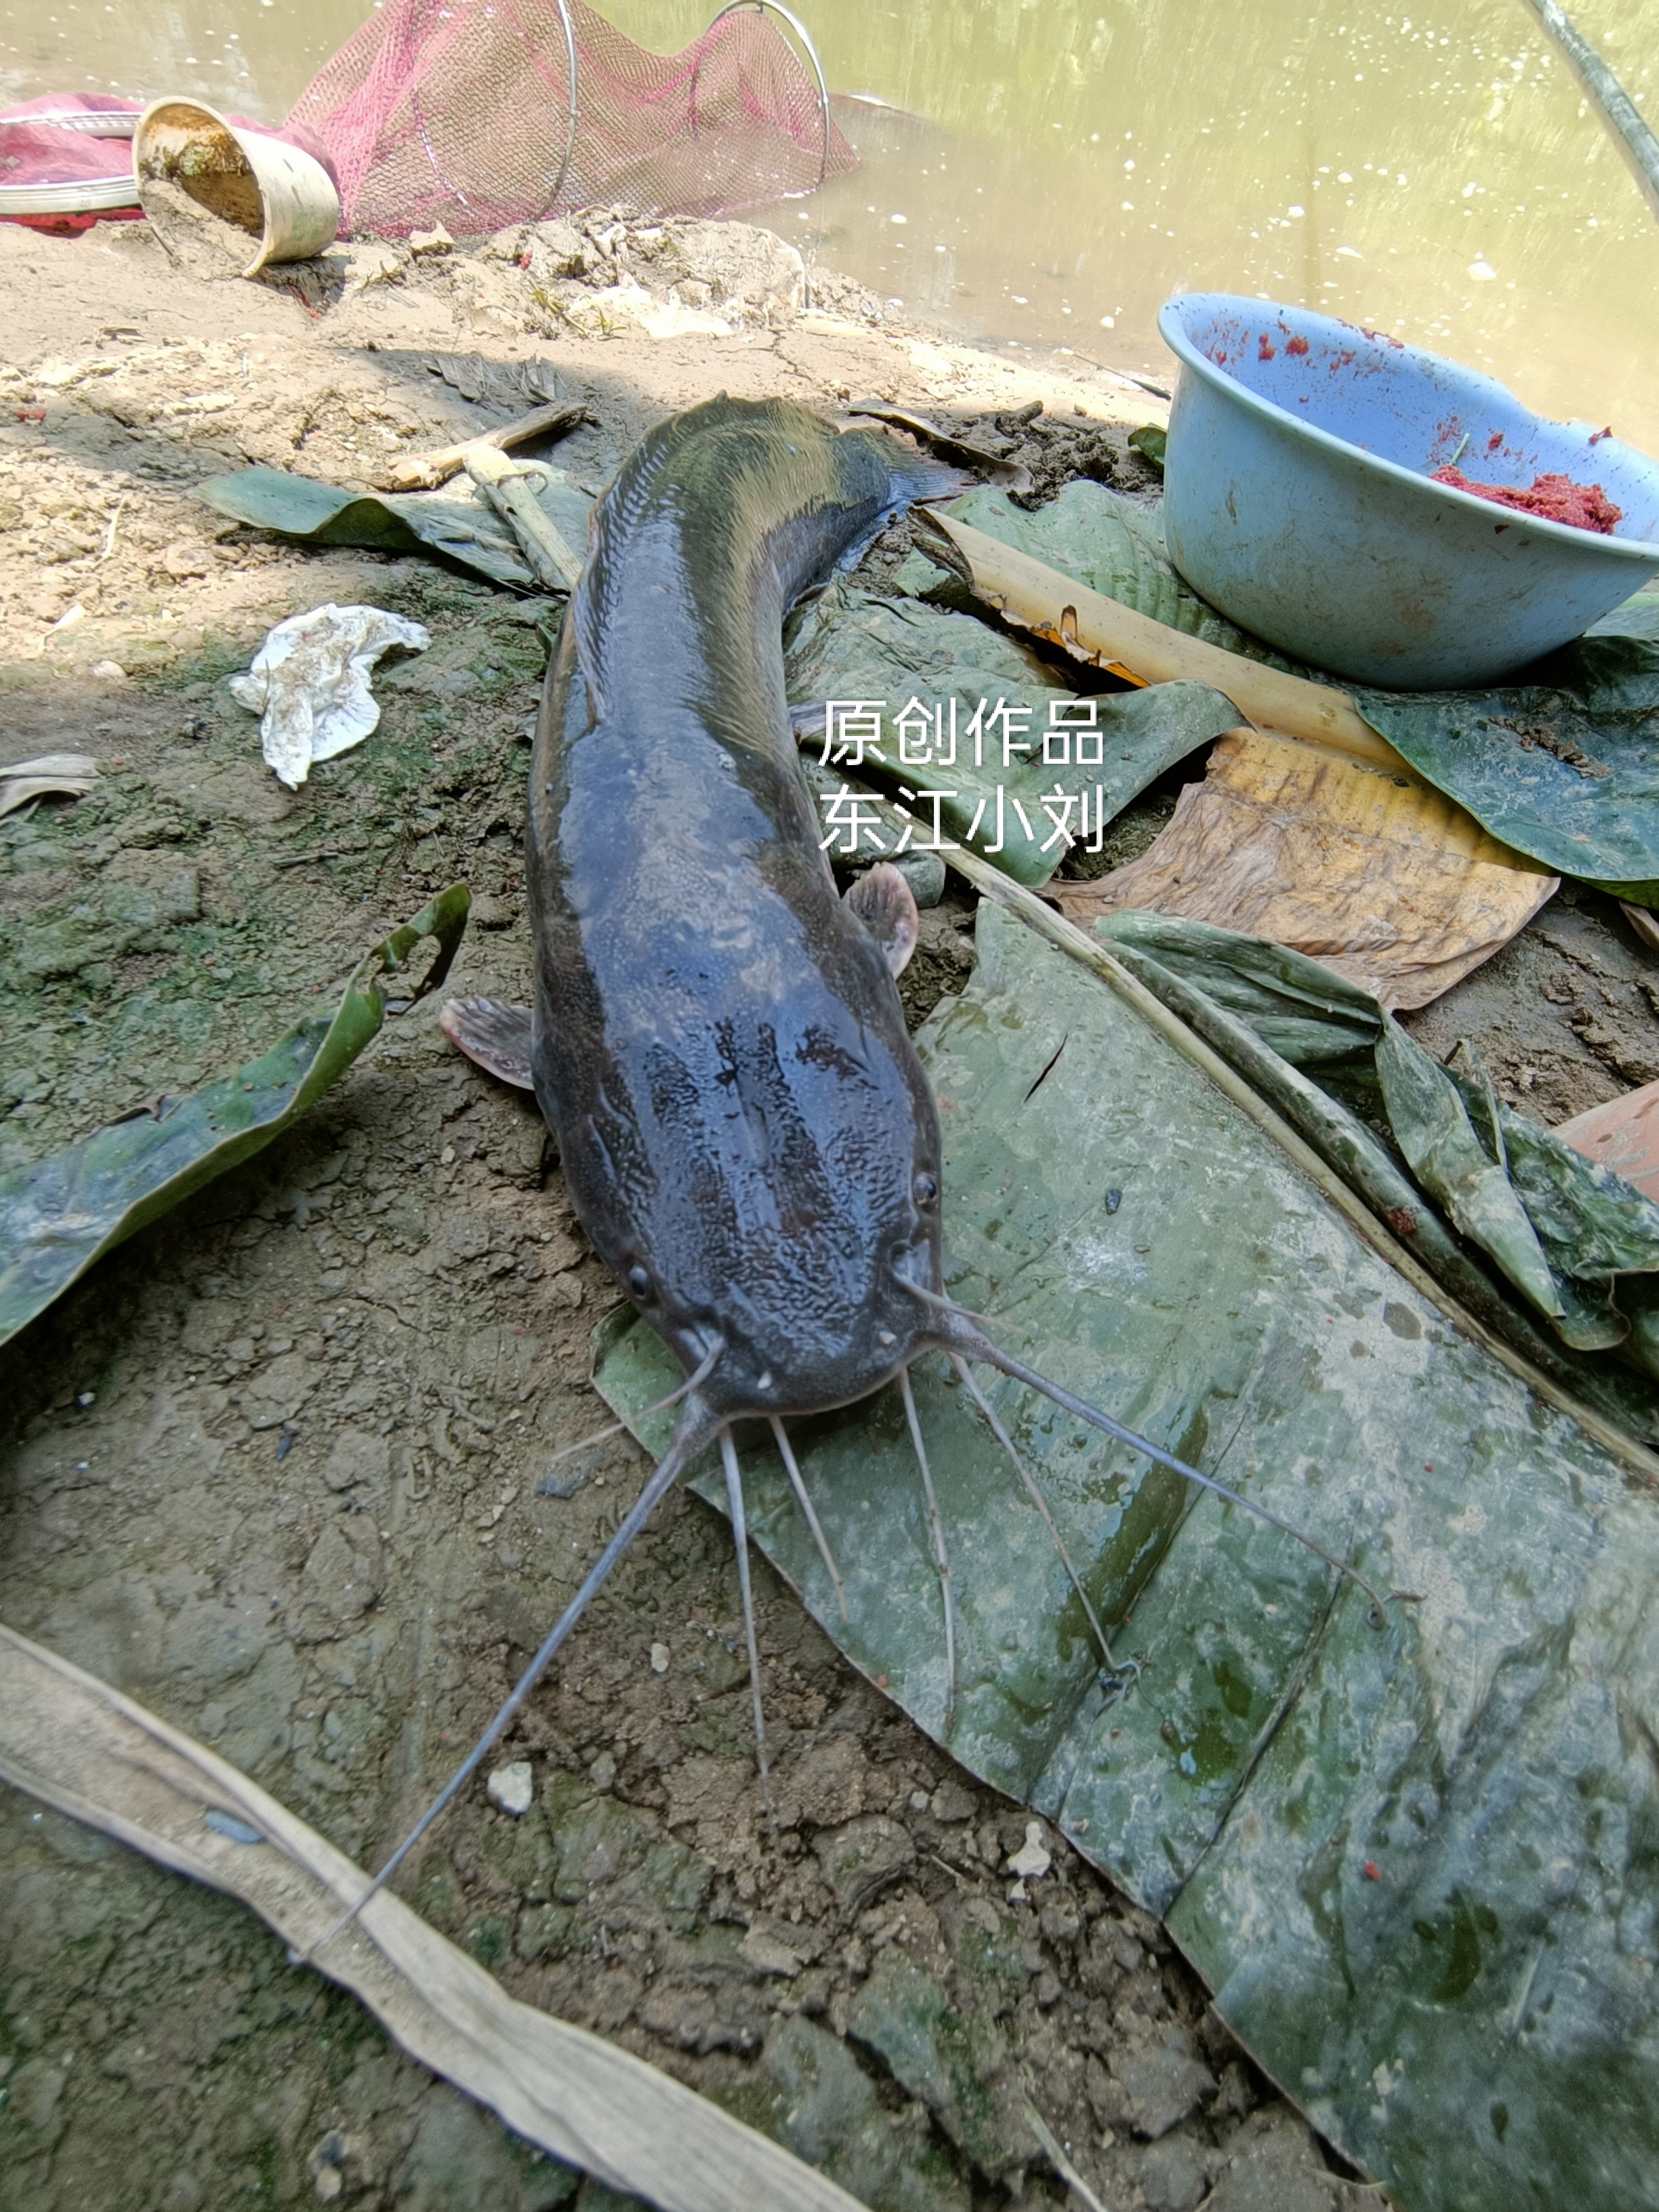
[844, 862, 920, 978]
[440, 995, 536, 1088]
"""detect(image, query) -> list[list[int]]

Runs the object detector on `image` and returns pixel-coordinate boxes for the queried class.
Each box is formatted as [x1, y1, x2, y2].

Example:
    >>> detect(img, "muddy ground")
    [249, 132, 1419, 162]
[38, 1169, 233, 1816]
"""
[3, 210, 1656, 2212]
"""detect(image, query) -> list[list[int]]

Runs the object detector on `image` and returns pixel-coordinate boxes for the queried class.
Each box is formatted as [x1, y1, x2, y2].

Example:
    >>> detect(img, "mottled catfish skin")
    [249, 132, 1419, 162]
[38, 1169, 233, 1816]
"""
[527, 397, 946, 1422]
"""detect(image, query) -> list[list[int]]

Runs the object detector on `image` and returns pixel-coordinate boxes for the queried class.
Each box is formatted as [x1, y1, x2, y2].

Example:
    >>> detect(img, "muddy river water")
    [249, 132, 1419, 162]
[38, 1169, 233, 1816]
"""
[5, 0, 1658, 452]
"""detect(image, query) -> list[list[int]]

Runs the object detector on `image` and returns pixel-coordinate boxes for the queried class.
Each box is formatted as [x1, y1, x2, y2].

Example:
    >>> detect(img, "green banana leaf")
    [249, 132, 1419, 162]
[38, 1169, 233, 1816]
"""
[1353, 611, 1659, 903]
[949, 483, 1659, 901]
[783, 579, 1238, 886]
[198, 466, 594, 593]
[1369, 1017, 1563, 1322]
[0, 885, 469, 1349]
[1094, 908, 1659, 1378]
[593, 899, 1659, 2212]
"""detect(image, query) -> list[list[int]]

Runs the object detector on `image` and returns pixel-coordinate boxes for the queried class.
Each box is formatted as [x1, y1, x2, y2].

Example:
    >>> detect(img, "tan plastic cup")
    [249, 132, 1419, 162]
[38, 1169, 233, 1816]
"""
[132, 98, 340, 278]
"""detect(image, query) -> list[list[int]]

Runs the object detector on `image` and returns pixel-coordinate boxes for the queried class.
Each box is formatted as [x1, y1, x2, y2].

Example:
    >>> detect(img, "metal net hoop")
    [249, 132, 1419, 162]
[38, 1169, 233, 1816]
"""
[287, 0, 853, 237]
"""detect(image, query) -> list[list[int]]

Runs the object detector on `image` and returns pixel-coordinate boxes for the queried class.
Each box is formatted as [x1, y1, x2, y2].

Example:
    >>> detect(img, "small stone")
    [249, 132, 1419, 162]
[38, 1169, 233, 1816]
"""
[293, 1517, 384, 1641]
[588, 1749, 617, 1793]
[162, 541, 213, 579]
[237, 1348, 316, 1431]
[9, 2058, 66, 2131]
[342, 239, 406, 294]
[409, 223, 455, 253]
[740, 1923, 806, 1978]
[962, 1894, 1001, 1939]
[1109, 2026, 1218, 2140]
[649, 1641, 670, 1673]
[1198, 2106, 1327, 2212]
[779, 1732, 868, 1828]
[321, 1425, 390, 1495]
[893, 849, 946, 907]
[90, 659, 127, 681]
[487, 1760, 533, 1816]
[1006, 1820, 1052, 1881]
[930, 1780, 975, 1824]
[754, 2014, 927, 2203]
[847, 1953, 1027, 2175]
[812, 1814, 916, 1914]
[1139, 2131, 1212, 2212]
[307, 2133, 349, 2202]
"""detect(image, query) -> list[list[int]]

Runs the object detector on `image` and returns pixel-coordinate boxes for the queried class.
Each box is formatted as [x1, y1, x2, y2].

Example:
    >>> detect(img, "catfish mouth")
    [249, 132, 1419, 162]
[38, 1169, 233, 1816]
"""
[653, 1219, 942, 1422]
[666, 1300, 936, 1420]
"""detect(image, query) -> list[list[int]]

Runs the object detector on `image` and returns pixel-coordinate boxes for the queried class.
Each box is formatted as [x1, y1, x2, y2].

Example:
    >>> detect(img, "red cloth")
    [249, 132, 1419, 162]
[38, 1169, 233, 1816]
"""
[1, 93, 139, 230]
[1, 92, 338, 235]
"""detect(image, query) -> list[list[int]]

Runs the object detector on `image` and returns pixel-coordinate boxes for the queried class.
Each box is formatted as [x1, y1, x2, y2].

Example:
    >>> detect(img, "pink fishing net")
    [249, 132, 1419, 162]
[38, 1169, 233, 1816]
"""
[287, 0, 855, 239]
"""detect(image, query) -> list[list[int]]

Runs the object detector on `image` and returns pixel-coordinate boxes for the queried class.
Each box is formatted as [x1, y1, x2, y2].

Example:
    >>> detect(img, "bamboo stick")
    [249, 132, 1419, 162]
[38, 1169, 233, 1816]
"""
[930, 512, 1407, 773]
[377, 400, 589, 493]
[464, 445, 585, 592]
[1519, 0, 1659, 224]
[0, 1624, 869, 2212]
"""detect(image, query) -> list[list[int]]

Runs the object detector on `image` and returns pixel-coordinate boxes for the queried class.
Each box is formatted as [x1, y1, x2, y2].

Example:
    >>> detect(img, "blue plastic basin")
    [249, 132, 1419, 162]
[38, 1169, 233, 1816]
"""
[1157, 292, 1659, 689]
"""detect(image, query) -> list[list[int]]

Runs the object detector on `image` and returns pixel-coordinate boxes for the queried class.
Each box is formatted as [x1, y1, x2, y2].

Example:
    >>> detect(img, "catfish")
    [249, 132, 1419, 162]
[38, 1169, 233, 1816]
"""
[314, 397, 1400, 1947]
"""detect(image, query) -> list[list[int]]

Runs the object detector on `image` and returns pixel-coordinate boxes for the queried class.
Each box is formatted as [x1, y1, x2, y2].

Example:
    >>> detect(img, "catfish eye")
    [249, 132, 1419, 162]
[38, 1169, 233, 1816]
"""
[914, 1172, 939, 1206]
[626, 1264, 653, 1300]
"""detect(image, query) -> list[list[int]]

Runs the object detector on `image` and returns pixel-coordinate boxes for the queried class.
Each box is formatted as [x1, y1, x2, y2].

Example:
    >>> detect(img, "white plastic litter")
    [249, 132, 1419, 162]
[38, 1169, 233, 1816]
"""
[229, 603, 429, 790]
[486, 1760, 534, 1817]
[1006, 1820, 1052, 1887]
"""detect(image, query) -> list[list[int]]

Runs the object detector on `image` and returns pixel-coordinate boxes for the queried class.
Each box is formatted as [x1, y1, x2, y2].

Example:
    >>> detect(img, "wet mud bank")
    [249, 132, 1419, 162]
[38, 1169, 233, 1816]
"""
[3, 211, 1656, 2212]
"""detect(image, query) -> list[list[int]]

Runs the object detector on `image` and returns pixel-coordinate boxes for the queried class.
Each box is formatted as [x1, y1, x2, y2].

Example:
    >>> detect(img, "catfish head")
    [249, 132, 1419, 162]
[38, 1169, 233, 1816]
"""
[541, 861, 944, 1422]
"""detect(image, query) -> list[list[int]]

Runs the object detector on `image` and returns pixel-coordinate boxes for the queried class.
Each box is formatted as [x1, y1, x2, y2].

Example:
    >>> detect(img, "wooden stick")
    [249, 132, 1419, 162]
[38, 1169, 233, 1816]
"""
[930, 512, 1406, 773]
[0, 1623, 867, 2212]
[377, 400, 589, 493]
[463, 445, 585, 592]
